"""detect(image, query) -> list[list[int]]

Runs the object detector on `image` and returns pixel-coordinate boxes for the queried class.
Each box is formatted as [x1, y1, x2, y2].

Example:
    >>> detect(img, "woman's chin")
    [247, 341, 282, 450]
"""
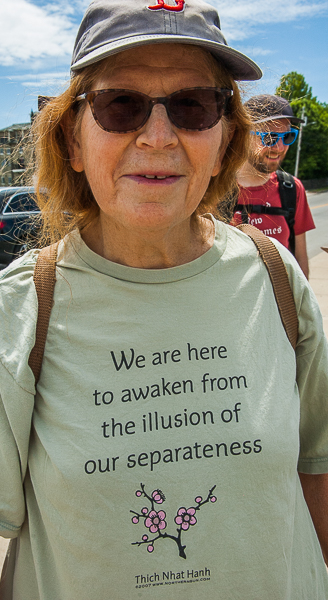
[124, 205, 187, 232]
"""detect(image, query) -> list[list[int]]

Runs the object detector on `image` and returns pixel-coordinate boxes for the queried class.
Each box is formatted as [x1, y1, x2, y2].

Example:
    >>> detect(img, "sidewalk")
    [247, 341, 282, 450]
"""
[0, 253, 327, 574]
[309, 251, 328, 337]
[0, 537, 8, 571]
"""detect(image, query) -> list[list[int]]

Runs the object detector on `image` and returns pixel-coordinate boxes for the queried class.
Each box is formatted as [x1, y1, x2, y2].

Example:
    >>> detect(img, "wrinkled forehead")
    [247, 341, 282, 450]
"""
[88, 43, 231, 90]
[256, 118, 292, 133]
[98, 43, 227, 77]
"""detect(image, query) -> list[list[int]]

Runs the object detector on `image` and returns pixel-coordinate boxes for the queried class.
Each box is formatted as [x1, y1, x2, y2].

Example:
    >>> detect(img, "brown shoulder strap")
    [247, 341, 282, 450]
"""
[28, 242, 59, 384]
[237, 224, 298, 349]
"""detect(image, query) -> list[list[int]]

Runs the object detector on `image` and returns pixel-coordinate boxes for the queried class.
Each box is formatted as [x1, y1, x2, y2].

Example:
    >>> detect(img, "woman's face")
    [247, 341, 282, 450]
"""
[69, 44, 225, 235]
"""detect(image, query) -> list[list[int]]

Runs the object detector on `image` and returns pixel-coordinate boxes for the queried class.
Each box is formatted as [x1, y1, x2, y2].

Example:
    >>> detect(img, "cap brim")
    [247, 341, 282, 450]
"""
[254, 115, 305, 124]
[71, 34, 262, 81]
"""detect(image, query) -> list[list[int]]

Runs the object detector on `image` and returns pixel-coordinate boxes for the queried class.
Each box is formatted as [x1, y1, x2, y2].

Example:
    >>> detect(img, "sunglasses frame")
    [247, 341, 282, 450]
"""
[251, 127, 299, 147]
[75, 87, 233, 133]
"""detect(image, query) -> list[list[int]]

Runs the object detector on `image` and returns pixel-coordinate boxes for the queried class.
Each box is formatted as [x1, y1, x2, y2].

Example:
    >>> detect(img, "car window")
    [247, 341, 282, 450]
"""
[3, 193, 39, 214]
[0, 189, 20, 207]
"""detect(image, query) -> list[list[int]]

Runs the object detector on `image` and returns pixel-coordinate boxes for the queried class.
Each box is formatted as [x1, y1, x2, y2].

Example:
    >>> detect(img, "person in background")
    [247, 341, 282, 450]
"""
[234, 94, 315, 278]
[0, 2, 327, 600]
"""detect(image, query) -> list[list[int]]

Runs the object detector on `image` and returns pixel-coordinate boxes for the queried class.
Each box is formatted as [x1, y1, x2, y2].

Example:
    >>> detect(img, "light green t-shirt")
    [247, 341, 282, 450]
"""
[0, 220, 328, 600]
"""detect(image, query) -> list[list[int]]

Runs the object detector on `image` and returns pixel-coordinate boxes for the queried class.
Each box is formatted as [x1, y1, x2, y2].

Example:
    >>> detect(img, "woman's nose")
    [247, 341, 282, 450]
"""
[136, 104, 179, 149]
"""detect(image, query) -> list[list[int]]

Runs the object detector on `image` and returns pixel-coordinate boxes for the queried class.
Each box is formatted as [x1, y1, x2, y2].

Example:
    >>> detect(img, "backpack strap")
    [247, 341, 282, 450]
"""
[28, 242, 59, 384]
[276, 170, 297, 255]
[237, 223, 298, 349]
[234, 204, 292, 219]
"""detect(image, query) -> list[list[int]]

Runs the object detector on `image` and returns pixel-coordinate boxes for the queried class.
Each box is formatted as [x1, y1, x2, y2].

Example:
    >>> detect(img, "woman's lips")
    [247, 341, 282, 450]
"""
[125, 174, 182, 185]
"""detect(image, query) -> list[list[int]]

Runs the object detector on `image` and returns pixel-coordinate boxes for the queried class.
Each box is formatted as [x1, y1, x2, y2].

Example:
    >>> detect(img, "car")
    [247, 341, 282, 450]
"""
[0, 187, 25, 209]
[0, 187, 40, 269]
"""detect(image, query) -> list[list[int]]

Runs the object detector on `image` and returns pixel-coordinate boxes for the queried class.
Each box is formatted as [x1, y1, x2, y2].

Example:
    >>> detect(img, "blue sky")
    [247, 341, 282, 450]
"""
[0, 0, 327, 130]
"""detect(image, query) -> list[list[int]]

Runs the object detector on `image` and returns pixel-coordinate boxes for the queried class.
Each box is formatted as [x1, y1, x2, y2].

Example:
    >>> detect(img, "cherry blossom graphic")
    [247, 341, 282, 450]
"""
[145, 510, 167, 533]
[131, 483, 216, 559]
[152, 489, 165, 504]
[174, 507, 197, 530]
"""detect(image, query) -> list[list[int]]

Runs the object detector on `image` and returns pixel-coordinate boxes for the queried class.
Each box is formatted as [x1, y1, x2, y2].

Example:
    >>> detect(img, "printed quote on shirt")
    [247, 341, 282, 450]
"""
[84, 341, 262, 477]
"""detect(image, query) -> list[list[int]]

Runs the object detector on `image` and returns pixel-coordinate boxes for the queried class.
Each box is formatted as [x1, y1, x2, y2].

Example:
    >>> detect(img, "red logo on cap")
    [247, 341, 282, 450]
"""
[148, 0, 185, 12]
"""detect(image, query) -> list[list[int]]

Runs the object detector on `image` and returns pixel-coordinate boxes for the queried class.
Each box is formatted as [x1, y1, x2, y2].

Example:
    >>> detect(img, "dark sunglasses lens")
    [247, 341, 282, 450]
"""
[262, 133, 278, 147]
[168, 89, 226, 130]
[283, 131, 297, 145]
[93, 91, 149, 132]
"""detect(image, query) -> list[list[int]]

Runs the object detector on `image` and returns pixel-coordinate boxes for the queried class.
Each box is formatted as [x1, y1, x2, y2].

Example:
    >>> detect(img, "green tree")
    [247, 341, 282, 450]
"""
[276, 71, 313, 102]
[276, 73, 328, 179]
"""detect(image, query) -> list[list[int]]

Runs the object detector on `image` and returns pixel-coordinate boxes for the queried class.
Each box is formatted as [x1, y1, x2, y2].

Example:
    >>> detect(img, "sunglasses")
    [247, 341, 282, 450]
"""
[75, 87, 232, 133]
[251, 128, 299, 147]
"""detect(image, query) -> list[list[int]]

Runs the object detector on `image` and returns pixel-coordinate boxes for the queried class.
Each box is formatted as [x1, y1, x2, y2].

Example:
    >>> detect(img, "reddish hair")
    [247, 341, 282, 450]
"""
[31, 48, 250, 244]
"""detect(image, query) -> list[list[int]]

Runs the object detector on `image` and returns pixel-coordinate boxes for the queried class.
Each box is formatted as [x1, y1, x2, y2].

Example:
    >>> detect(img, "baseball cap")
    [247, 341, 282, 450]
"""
[71, 0, 262, 81]
[244, 94, 305, 124]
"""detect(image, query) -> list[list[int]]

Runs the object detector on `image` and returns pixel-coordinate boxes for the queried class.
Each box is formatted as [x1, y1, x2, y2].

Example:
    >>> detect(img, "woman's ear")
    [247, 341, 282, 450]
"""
[60, 110, 84, 173]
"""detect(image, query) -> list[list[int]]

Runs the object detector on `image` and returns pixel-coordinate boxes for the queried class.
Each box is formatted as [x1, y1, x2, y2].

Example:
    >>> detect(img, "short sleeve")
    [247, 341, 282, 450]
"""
[0, 362, 35, 538]
[0, 252, 38, 538]
[267, 238, 328, 474]
[294, 179, 315, 236]
[295, 277, 328, 473]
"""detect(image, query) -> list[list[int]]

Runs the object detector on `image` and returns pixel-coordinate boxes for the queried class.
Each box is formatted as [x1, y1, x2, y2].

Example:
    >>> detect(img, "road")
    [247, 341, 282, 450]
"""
[306, 190, 328, 258]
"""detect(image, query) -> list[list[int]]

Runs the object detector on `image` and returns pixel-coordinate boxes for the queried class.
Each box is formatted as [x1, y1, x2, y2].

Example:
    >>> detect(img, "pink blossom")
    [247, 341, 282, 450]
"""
[152, 489, 165, 504]
[145, 510, 166, 533]
[174, 507, 197, 530]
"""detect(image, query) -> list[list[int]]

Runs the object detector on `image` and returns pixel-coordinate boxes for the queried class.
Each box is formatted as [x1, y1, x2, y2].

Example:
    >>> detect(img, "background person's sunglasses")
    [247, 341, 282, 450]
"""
[251, 128, 299, 147]
[75, 87, 233, 133]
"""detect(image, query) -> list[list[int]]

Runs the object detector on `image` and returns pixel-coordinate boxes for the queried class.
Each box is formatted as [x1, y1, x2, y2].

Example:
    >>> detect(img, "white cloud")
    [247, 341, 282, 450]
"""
[0, 0, 78, 67]
[1, 0, 327, 69]
[240, 47, 276, 57]
[217, 0, 328, 22]
[208, 0, 328, 40]
[6, 71, 70, 88]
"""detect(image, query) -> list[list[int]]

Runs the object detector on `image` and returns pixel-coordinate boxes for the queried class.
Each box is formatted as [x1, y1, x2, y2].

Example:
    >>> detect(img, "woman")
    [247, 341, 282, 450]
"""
[0, 1, 327, 599]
